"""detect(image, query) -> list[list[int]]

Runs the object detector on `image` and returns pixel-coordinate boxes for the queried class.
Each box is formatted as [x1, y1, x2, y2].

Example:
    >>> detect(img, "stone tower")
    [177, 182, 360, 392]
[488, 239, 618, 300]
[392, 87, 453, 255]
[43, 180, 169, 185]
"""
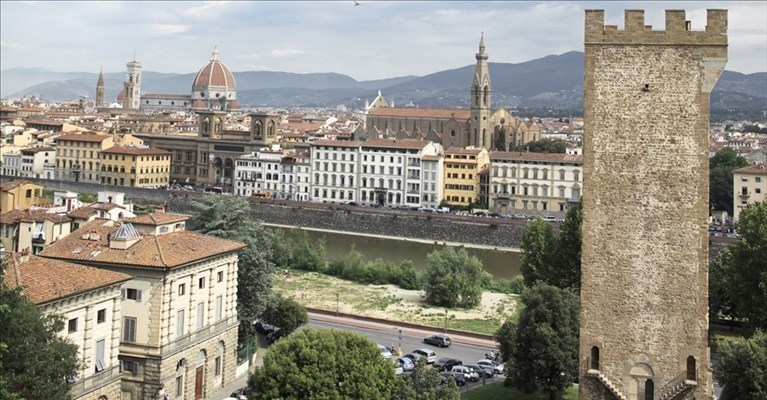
[470, 33, 492, 149]
[123, 59, 142, 110]
[250, 112, 279, 146]
[579, 9, 726, 400]
[197, 110, 225, 139]
[96, 68, 105, 108]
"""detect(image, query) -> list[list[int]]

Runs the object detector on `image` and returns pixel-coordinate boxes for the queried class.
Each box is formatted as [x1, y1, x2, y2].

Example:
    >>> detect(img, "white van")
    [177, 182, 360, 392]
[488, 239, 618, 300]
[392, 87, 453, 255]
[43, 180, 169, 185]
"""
[451, 365, 480, 382]
[412, 348, 437, 364]
[541, 215, 557, 222]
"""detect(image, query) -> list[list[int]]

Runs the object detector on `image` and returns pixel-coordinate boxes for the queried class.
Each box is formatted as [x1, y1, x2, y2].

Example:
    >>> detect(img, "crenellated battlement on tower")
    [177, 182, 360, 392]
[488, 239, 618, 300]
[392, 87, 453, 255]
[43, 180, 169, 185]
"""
[585, 9, 727, 45]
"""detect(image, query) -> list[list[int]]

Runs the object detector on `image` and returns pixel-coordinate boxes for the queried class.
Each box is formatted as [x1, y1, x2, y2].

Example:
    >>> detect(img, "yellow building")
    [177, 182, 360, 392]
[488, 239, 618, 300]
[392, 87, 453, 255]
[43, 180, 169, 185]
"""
[0, 180, 45, 213]
[55, 133, 115, 183]
[443, 147, 489, 207]
[100, 145, 171, 188]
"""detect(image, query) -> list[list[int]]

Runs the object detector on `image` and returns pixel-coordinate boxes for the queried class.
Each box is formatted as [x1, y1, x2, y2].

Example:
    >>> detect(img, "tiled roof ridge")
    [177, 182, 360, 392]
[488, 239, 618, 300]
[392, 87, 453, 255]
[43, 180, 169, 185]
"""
[8, 253, 24, 289]
[154, 236, 168, 267]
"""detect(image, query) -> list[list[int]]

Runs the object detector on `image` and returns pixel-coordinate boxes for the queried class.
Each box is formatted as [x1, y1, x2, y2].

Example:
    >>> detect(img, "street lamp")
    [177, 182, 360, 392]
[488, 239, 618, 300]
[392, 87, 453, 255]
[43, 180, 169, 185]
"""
[444, 309, 449, 333]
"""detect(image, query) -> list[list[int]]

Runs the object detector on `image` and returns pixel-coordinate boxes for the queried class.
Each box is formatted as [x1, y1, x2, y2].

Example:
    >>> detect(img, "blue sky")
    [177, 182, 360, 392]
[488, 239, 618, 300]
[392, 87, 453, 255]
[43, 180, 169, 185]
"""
[1, 1, 765, 80]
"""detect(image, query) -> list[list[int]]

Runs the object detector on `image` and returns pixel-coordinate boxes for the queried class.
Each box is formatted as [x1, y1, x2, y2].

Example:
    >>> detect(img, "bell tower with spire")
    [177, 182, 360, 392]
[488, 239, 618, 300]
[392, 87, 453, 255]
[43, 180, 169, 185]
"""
[470, 33, 492, 149]
[123, 57, 142, 110]
[96, 68, 105, 108]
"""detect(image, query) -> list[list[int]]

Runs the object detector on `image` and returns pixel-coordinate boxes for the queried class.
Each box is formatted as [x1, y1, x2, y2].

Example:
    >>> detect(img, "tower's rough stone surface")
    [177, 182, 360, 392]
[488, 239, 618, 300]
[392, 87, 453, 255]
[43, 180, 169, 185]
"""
[579, 9, 727, 400]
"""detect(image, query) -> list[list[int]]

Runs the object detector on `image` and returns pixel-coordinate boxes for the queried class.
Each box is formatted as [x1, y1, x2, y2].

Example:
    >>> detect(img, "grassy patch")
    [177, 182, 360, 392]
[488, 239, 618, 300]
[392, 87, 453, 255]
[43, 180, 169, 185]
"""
[461, 382, 578, 400]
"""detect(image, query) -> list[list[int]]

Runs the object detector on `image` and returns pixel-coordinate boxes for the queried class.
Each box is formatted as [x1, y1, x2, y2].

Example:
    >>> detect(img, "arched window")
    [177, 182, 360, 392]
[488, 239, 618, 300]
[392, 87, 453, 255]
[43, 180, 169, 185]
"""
[267, 121, 275, 137]
[483, 85, 489, 105]
[202, 117, 210, 134]
[590, 347, 600, 370]
[473, 84, 479, 105]
[644, 379, 654, 400]
[686, 356, 696, 381]
[254, 120, 262, 137]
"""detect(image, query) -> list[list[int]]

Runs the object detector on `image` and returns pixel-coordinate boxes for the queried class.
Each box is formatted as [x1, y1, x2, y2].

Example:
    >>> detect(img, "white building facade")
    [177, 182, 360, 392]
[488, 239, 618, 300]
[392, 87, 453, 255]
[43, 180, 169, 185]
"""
[310, 140, 361, 203]
[488, 152, 583, 217]
[233, 150, 283, 198]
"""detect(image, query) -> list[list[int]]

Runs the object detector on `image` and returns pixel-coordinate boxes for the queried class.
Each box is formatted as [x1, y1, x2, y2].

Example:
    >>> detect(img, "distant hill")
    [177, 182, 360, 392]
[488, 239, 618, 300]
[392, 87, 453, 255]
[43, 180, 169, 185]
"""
[4, 52, 765, 120]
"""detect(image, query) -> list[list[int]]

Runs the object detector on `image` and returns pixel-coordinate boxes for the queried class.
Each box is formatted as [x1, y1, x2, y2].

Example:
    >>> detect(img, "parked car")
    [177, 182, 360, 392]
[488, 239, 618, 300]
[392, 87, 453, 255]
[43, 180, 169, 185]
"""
[266, 329, 288, 344]
[476, 359, 504, 374]
[402, 353, 426, 364]
[450, 365, 480, 382]
[412, 348, 437, 364]
[228, 386, 252, 400]
[439, 371, 466, 386]
[393, 359, 404, 375]
[514, 214, 527, 220]
[541, 215, 557, 222]
[254, 320, 274, 335]
[397, 356, 415, 372]
[464, 363, 494, 378]
[434, 357, 462, 372]
[378, 344, 393, 360]
[423, 334, 451, 348]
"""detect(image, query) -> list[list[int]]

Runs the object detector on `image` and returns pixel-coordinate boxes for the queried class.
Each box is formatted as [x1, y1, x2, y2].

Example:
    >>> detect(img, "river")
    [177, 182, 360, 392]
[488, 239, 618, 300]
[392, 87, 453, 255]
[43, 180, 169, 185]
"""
[266, 225, 521, 280]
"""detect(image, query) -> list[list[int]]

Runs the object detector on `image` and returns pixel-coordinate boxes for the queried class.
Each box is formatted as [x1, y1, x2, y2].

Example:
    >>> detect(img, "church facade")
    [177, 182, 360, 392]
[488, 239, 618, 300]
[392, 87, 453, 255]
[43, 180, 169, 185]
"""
[360, 35, 541, 151]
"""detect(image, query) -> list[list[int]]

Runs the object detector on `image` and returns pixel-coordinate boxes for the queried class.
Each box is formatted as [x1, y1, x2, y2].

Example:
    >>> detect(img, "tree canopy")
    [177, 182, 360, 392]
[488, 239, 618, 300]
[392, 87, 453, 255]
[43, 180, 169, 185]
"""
[716, 330, 767, 399]
[396, 358, 460, 400]
[0, 261, 80, 400]
[709, 147, 748, 214]
[520, 202, 582, 290]
[189, 195, 277, 340]
[422, 247, 485, 308]
[511, 138, 568, 153]
[249, 328, 397, 400]
[261, 294, 307, 335]
[498, 284, 579, 400]
[710, 202, 767, 329]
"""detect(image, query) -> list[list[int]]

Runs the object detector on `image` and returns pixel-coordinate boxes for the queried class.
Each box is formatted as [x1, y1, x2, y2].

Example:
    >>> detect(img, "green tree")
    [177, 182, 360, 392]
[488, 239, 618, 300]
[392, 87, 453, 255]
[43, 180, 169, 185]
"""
[709, 147, 748, 214]
[512, 138, 567, 153]
[519, 218, 557, 287]
[249, 328, 397, 400]
[554, 201, 582, 290]
[261, 294, 307, 335]
[0, 261, 80, 400]
[189, 196, 276, 340]
[716, 330, 767, 399]
[710, 202, 767, 329]
[422, 247, 485, 308]
[397, 358, 460, 400]
[500, 284, 579, 400]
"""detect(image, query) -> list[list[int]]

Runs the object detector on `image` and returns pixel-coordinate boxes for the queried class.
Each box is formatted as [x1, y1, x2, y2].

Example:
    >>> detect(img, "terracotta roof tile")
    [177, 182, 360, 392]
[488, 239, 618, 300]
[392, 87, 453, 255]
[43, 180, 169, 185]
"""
[57, 133, 112, 142]
[3, 253, 132, 305]
[446, 147, 483, 155]
[0, 179, 37, 191]
[20, 147, 55, 154]
[311, 140, 363, 148]
[733, 163, 767, 175]
[102, 145, 171, 156]
[39, 219, 245, 269]
[361, 138, 431, 150]
[67, 206, 98, 220]
[1, 209, 72, 225]
[368, 108, 471, 119]
[124, 212, 189, 226]
[489, 151, 583, 163]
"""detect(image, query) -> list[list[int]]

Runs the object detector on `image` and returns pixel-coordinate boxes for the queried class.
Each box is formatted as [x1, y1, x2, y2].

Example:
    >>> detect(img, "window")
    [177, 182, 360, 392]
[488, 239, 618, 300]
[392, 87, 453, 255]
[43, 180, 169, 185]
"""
[123, 317, 137, 342]
[198, 277, 205, 289]
[124, 288, 141, 301]
[177, 310, 185, 338]
[68, 318, 78, 333]
[215, 356, 222, 376]
[215, 296, 223, 321]
[197, 303, 205, 330]
[217, 271, 224, 283]
[175, 376, 183, 397]
[95, 339, 106, 372]
[178, 284, 186, 295]
[97, 308, 106, 324]
[121, 360, 138, 374]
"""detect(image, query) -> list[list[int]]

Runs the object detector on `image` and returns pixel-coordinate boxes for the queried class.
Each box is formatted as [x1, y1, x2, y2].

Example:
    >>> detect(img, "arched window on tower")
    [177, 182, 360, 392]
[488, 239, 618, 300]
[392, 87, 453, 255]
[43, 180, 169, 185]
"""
[483, 85, 489, 106]
[267, 121, 275, 137]
[215, 119, 222, 133]
[644, 379, 654, 400]
[686, 356, 696, 381]
[254, 120, 262, 137]
[474, 84, 479, 105]
[590, 347, 600, 370]
[202, 118, 210, 134]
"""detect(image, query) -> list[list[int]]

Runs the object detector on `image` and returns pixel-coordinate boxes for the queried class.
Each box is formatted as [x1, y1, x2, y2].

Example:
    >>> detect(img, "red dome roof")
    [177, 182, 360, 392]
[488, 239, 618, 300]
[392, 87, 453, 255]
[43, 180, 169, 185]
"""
[192, 46, 236, 90]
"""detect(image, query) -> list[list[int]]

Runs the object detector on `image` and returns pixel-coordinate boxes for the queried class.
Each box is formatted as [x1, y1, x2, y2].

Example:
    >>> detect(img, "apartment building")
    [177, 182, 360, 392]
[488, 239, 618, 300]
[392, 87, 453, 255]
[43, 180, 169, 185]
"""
[100, 145, 171, 188]
[40, 212, 245, 400]
[0, 180, 45, 213]
[443, 147, 489, 207]
[310, 140, 362, 203]
[358, 139, 441, 207]
[3, 252, 132, 400]
[421, 154, 445, 209]
[55, 133, 115, 183]
[19, 147, 56, 179]
[1, 151, 21, 177]
[0, 208, 72, 254]
[733, 163, 767, 222]
[233, 150, 283, 197]
[293, 151, 311, 202]
[488, 151, 583, 217]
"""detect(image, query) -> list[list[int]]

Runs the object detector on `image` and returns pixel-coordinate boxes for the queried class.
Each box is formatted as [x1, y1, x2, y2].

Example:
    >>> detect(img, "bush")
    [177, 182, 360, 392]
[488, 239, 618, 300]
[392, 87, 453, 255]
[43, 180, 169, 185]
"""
[484, 275, 526, 295]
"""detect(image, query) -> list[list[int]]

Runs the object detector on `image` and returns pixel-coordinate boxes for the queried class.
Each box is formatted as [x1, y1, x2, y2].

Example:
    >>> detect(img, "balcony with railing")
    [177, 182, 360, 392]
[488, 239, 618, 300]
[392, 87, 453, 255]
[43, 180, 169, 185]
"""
[68, 365, 120, 399]
[120, 316, 237, 358]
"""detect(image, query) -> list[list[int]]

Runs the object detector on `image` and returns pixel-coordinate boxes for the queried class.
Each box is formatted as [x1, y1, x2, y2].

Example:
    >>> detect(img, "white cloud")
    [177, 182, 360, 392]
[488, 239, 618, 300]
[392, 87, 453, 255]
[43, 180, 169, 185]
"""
[270, 49, 305, 58]
[148, 24, 189, 35]
[182, 1, 232, 19]
[238, 54, 260, 60]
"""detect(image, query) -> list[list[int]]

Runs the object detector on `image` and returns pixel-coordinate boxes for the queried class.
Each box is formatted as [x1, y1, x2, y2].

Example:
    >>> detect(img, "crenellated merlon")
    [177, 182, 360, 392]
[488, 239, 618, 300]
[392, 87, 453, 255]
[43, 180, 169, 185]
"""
[585, 9, 727, 45]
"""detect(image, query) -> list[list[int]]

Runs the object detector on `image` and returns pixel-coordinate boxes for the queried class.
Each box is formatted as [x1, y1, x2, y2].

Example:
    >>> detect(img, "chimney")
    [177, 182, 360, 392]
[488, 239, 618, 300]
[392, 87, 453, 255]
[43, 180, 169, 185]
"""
[19, 248, 30, 262]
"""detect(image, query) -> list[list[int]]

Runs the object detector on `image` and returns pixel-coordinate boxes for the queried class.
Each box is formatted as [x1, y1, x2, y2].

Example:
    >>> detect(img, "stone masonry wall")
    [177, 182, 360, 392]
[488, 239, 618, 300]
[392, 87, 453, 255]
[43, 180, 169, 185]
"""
[579, 9, 727, 400]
